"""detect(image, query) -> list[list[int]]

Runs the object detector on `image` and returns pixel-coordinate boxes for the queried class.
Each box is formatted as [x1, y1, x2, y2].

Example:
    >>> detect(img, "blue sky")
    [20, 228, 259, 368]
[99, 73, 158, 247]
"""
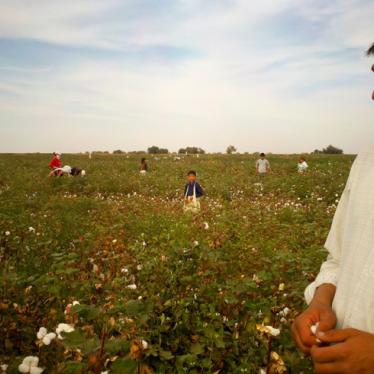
[0, 0, 373, 153]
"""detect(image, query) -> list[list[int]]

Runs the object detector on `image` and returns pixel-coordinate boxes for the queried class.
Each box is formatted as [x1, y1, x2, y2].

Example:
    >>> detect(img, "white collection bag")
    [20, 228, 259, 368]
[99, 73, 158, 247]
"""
[183, 184, 201, 213]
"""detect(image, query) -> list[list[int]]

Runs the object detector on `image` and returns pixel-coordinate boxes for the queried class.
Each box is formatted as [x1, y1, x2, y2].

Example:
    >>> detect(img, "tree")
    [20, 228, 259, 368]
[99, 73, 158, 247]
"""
[226, 145, 237, 154]
[322, 145, 343, 154]
[147, 146, 169, 154]
[178, 147, 205, 154]
[113, 149, 124, 154]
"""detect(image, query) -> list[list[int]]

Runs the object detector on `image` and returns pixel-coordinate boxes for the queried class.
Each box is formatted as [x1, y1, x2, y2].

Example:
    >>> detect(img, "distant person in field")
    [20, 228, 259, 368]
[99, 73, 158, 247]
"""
[256, 153, 271, 176]
[297, 156, 309, 173]
[183, 170, 204, 213]
[49, 165, 86, 177]
[292, 44, 374, 373]
[368, 42, 374, 100]
[49, 152, 62, 176]
[140, 158, 148, 174]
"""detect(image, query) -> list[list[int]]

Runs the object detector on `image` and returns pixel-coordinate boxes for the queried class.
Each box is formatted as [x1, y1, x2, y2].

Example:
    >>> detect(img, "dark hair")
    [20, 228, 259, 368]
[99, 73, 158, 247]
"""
[187, 170, 197, 176]
[260, 153, 265, 157]
[367, 43, 374, 56]
[141, 158, 146, 163]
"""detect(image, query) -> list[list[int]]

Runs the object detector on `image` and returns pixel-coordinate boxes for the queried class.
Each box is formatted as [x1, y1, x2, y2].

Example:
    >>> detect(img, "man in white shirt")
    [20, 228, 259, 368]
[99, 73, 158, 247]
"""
[256, 153, 271, 176]
[292, 147, 374, 372]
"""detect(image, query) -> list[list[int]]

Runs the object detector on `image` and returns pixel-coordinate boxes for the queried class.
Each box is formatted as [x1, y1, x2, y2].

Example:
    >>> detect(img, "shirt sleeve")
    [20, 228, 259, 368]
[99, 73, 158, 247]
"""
[196, 183, 204, 196]
[304, 155, 358, 304]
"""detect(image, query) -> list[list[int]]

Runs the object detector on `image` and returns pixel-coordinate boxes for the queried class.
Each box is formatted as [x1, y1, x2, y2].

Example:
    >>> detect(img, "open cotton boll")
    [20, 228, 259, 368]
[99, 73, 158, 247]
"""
[266, 326, 280, 337]
[56, 323, 74, 339]
[18, 364, 29, 373]
[30, 367, 44, 374]
[310, 322, 322, 343]
[141, 340, 148, 350]
[126, 284, 137, 290]
[42, 333, 56, 345]
[36, 327, 47, 340]
[1, 364, 8, 372]
[22, 357, 39, 368]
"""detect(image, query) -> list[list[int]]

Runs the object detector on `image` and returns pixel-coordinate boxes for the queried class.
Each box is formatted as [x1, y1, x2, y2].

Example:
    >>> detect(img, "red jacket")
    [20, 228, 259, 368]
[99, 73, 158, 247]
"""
[49, 157, 62, 169]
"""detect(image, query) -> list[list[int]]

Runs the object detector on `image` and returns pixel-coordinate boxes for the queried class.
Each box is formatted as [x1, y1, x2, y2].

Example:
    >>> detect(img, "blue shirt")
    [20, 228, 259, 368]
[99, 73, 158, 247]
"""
[184, 182, 204, 198]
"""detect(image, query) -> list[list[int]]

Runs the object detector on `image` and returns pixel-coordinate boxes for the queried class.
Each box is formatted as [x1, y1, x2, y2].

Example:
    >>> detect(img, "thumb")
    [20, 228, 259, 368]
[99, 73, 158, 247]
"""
[317, 328, 356, 343]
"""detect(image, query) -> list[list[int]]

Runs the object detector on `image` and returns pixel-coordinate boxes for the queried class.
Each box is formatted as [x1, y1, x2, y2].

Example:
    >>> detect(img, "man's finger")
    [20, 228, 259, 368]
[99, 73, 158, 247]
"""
[311, 343, 346, 363]
[293, 321, 318, 351]
[314, 362, 346, 374]
[317, 328, 357, 343]
[317, 315, 336, 333]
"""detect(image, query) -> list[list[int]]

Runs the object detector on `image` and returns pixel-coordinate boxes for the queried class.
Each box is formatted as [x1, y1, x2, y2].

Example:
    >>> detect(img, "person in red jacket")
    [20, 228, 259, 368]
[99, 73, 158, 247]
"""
[49, 152, 62, 176]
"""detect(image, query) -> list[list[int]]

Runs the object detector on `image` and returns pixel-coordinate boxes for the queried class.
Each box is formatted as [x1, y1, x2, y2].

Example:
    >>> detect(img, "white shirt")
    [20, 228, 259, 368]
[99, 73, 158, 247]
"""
[298, 161, 308, 172]
[305, 147, 374, 332]
[55, 165, 72, 174]
[256, 159, 270, 173]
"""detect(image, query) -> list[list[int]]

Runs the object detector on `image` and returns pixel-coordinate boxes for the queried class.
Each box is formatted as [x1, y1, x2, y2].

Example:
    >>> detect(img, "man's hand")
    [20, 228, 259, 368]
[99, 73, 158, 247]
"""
[311, 328, 374, 373]
[292, 302, 337, 354]
[292, 283, 337, 353]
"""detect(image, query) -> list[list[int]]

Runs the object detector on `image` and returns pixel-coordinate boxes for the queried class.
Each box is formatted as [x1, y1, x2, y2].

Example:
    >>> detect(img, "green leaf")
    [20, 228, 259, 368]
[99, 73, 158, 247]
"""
[62, 329, 86, 346]
[110, 358, 138, 374]
[104, 339, 131, 355]
[62, 361, 86, 374]
[190, 343, 204, 355]
[159, 350, 174, 360]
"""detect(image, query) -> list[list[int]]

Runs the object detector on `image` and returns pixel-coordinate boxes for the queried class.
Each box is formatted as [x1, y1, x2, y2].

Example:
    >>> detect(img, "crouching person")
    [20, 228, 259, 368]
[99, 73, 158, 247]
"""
[292, 147, 374, 373]
[49, 152, 63, 176]
[49, 165, 86, 177]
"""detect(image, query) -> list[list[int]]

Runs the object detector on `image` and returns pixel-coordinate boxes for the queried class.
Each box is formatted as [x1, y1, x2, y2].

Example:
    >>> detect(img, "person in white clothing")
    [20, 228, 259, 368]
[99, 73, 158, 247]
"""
[49, 165, 86, 177]
[297, 156, 308, 173]
[292, 146, 374, 372]
[256, 153, 271, 176]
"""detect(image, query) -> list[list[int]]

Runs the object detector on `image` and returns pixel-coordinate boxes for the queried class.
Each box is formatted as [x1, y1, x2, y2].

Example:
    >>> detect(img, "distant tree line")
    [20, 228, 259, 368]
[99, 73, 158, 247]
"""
[178, 147, 205, 154]
[147, 146, 169, 154]
[313, 145, 343, 155]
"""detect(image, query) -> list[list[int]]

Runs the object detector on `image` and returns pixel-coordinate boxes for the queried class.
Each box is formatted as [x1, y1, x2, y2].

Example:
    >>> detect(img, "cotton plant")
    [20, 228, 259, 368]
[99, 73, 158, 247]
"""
[18, 356, 43, 374]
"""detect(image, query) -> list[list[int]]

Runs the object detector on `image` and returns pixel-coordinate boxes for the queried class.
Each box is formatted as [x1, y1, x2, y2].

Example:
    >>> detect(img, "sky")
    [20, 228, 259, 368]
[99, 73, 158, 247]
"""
[0, 0, 373, 154]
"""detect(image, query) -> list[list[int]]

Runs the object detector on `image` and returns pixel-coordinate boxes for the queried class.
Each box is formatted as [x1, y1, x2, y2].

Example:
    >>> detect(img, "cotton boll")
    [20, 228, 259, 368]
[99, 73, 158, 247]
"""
[22, 357, 39, 368]
[37, 327, 47, 340]
[56, 323, 74, 339]
[266, 326, 280, 337]
[310, 322, 322, 343]
[18, 364, 29, 373]
[30, 367, 44, 374]
[127, 284, 137, 290]
[5, 231, 10, 236]
[141, 340, 148, 350]
[42, 336, 51, 346]
[42, 333, 56, 346]
[1, 364, 8, 372]
[310, 322, 320, 336]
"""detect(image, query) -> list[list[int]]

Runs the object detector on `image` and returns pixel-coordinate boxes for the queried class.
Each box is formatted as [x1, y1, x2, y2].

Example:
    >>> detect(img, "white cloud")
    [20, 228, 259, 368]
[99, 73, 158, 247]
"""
[0, 0, 373, 153]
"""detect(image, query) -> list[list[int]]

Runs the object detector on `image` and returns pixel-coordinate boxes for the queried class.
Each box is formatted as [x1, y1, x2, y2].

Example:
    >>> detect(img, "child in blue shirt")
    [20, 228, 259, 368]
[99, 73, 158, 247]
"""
[184, 170, 203, 212]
